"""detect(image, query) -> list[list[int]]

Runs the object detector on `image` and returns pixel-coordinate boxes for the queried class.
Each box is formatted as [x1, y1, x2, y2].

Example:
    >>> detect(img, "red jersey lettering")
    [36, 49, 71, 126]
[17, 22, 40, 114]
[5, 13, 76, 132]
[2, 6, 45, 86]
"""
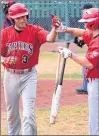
[1, 24, 49, 69]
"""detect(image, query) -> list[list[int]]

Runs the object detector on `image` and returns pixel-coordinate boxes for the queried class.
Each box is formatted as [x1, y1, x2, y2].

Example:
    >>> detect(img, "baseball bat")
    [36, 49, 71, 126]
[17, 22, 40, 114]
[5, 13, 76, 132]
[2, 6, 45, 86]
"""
[50, 52, 61, 123]
[50, 42, 70, 124]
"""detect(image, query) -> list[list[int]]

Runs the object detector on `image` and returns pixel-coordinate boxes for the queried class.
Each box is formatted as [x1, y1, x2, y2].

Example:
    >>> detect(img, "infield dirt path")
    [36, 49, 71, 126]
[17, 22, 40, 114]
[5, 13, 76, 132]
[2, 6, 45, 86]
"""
[1, 80, 88, 112]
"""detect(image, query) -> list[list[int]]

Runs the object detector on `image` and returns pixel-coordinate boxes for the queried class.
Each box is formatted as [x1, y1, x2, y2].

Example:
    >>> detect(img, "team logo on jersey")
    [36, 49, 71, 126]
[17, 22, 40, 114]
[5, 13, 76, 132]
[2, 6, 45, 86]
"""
[6, 41, 33, 55]
[90, 51, 99, 58]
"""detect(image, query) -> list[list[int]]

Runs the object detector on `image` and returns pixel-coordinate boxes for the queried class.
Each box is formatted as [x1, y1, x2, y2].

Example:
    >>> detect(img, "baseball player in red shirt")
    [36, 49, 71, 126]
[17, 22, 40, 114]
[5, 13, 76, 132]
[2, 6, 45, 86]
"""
[58, 8, 99, 135]
[1, 3, 61, 135]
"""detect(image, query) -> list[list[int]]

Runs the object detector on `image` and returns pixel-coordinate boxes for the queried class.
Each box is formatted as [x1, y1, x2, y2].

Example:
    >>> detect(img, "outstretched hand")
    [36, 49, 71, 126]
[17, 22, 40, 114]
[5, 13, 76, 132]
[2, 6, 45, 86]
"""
[51, 14, 61, 28]
[51, 14, 67, 32]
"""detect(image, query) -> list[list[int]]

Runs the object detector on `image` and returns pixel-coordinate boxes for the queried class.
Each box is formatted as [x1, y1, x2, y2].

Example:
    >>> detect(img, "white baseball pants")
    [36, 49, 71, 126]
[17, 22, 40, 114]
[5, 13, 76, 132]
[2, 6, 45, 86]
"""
[3, 67, 37, 135]
[87, 78, 99, 135]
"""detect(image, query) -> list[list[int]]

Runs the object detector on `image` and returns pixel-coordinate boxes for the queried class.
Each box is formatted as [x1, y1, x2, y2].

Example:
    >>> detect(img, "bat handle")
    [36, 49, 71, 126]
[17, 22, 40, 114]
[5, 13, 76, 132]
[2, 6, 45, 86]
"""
[66, 41, 70, 48]
[59, 41, 70, 85]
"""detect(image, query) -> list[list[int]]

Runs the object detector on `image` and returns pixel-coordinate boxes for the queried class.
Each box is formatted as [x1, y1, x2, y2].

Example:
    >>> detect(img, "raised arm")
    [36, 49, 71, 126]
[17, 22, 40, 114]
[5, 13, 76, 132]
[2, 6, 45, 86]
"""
[46, 27, 58, 42]
[46, 15, 61, 42]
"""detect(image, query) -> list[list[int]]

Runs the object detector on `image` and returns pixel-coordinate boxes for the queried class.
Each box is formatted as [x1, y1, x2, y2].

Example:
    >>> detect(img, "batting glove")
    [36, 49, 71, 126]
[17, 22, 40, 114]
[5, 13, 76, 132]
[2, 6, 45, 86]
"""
[55, 22, 67, 32]
[51, 15, 62, 29]
[58, 47, 72, 58]
[51, 14, 67, 32]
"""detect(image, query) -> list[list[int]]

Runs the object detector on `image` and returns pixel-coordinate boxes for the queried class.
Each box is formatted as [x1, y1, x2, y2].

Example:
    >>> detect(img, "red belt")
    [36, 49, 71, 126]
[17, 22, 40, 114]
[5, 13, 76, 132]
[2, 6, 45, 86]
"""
[6, 67, 32, 74]
[87, 78, 98, 82]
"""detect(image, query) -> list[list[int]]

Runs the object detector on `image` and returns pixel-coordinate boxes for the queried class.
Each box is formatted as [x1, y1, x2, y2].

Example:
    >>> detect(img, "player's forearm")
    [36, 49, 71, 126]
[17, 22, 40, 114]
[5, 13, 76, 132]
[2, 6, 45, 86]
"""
[71, 53, 94, 69]
[46, 27, 57, 42]
[64, 27, 85, 38]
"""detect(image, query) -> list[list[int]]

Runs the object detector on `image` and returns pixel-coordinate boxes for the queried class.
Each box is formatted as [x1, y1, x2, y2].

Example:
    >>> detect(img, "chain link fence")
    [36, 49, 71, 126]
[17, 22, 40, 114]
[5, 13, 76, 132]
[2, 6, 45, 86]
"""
[0, 0, 99, 41]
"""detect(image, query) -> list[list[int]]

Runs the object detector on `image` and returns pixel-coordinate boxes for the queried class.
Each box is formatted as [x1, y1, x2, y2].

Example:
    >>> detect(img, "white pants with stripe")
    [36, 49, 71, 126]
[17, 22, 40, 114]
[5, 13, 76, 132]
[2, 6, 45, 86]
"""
[4, 67, 37, 135]
[87, 78, 99, 135]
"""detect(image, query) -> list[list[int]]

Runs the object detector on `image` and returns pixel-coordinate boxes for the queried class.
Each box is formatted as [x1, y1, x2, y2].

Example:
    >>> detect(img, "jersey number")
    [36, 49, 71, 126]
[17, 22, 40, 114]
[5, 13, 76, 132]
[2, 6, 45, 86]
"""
[22, 55, 28, 64]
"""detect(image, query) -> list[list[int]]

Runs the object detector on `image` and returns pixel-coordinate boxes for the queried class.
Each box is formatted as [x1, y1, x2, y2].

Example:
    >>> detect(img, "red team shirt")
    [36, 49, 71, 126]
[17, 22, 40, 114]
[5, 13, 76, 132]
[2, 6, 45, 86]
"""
[1, 24, 49, 69]
[83, 31, 99, 78]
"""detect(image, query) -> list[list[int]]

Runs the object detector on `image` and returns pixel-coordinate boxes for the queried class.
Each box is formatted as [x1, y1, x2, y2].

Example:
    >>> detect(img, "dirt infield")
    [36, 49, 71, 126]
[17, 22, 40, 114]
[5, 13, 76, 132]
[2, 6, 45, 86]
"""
[1, 79, 88, 112]
[36, 80, 88, 108]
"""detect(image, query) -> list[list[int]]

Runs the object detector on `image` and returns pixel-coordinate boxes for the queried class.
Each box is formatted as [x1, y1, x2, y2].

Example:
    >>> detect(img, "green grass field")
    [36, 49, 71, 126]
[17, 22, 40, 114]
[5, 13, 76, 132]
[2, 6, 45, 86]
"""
[1, 104, 88, 135]
[37, 51, 85, 79]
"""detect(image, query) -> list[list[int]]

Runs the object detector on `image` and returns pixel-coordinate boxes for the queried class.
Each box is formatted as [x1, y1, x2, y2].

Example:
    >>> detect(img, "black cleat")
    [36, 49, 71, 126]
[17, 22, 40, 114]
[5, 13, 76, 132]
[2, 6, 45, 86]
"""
[76, 88, 88, 94]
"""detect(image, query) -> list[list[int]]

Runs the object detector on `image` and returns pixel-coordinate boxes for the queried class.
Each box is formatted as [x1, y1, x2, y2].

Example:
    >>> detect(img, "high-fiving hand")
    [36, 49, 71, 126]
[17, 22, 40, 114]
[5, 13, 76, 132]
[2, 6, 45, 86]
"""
[51, 14, 67, 32]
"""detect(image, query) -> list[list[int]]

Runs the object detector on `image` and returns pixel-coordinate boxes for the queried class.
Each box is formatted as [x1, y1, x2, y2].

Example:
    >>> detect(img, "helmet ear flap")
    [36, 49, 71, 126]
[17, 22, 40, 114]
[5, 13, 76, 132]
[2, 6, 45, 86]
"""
[87, 22, 94, 30]
[86, 18, 99, 30]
